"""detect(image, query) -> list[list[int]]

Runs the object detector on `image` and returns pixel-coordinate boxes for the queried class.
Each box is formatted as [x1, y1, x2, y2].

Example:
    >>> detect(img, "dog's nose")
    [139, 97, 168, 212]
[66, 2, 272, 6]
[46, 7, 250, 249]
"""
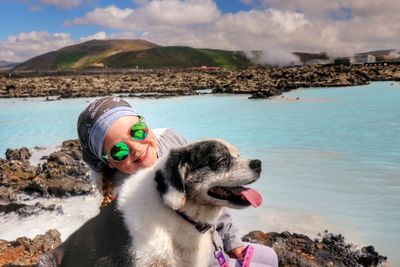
[249, 159, 262, 173]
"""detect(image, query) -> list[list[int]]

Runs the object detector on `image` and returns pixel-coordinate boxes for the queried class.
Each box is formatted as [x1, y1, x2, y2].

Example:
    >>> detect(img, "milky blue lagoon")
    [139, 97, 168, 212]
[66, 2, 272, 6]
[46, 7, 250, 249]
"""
[1, 81, 399, 265]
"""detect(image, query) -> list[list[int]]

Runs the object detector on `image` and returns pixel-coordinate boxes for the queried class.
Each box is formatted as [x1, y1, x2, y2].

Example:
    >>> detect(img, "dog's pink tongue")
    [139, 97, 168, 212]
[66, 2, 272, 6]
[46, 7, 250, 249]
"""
[241, 188, 263, 208]
[231, 187, 263, 208]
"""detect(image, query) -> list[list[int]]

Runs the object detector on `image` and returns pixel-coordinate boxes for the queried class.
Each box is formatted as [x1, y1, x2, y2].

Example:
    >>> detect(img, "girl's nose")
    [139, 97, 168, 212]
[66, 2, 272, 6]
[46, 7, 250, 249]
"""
[127, 140, 146, 159]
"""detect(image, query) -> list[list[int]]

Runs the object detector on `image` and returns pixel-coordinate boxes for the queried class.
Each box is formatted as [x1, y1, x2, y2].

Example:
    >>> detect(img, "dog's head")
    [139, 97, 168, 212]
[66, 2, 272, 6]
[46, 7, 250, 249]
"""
[155, 139, 263, 210]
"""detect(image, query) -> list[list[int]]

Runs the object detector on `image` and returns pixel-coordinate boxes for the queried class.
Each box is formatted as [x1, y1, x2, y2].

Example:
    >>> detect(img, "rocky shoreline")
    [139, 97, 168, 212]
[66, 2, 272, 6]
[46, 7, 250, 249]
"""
[0, 229, 387, 267]
[1, 65, 400, 99]
[0, 141, 388, 266]
[0, 140, 92, 199]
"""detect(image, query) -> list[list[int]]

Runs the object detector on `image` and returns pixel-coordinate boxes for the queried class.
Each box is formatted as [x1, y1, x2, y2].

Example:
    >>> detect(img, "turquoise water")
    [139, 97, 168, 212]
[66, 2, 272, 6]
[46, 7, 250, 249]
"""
[1, 82, 399, 265]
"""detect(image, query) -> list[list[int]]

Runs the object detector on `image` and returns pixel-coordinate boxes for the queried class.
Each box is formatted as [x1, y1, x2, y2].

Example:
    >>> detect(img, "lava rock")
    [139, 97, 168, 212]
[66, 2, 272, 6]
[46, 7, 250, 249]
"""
[0, 159, 38, 191]
[1, 65, 400, 99]
[5, 147, 31, 161]
[242, 230, 387, 267]
[248, 90, 274, 99]
[1, 140, 92, 197]
[0, 202, 63, 217]
[0, 229, 61, 266]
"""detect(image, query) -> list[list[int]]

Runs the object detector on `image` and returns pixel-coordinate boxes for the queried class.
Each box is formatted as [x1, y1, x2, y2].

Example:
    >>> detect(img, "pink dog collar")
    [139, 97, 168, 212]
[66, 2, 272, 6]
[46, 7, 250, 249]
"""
[216, 250, 229, 267]
[215, 244, 255, 267]
[241, 244, 255, 267]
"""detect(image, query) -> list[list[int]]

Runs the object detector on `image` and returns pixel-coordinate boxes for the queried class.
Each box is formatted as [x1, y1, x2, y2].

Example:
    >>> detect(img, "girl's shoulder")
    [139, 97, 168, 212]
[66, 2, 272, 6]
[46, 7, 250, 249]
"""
[154, 128, 188, 158]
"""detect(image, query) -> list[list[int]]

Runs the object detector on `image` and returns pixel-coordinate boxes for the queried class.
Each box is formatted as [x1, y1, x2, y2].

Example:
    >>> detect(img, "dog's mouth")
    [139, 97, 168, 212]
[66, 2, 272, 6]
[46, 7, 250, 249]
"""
[207, 186, 263, 208]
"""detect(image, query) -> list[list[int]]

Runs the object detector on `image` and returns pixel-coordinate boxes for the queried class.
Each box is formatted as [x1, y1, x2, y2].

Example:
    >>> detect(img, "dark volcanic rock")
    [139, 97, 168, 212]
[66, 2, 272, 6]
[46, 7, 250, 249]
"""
[0, 229, 61, 267]
[0, 229, 388, 266]
[5, 147, 31, 161]
[0, 186, 34, 203]
[248, 90, 276, 99]
[2, 65, 399, 99]
[0, 202, 63, 217]
[242, 230, 387, 267]
[5, 84, 16, 92]
[28, 139, 92, 197]
[0, 159, 38, 191]
[1, 140, 92, 197]
[0, 186, 13, 203]
[0, 202, 27, 214]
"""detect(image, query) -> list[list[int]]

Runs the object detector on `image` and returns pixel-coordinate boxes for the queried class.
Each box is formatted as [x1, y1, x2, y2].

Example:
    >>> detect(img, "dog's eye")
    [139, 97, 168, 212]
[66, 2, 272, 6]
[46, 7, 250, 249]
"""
[217, 157, 228, 165]
[209, 157, 230, 171]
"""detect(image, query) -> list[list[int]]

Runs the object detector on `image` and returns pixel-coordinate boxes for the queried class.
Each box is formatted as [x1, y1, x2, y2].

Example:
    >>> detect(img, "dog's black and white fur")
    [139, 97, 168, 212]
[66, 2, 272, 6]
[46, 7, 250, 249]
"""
[39, 139, 262, 267]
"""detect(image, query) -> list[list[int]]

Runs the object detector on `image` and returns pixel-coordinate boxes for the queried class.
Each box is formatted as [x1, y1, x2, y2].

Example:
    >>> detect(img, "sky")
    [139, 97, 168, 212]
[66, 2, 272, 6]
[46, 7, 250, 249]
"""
[0, 0, 399, 62]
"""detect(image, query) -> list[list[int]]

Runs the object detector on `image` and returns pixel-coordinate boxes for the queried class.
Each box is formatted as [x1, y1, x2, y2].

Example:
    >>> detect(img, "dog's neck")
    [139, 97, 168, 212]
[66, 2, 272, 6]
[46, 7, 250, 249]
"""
[176, 210, 213, 233]
[177, 201, 222, 231]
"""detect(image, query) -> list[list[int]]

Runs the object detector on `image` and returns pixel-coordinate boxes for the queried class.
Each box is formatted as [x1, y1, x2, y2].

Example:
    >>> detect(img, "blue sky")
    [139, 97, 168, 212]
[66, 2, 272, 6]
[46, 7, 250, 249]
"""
[0, 0, 398, 62]
[1, 1, 125, 39]
[0, 0, 250, 40]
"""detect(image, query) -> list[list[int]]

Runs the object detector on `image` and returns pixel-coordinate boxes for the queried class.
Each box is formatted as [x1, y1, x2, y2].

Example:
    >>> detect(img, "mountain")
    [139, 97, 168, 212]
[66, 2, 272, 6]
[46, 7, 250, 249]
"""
[13, 39, 159, 71]
[13, 39, 253, 71]
[0, 60, 20, 70]
[103, 46, 253, 69]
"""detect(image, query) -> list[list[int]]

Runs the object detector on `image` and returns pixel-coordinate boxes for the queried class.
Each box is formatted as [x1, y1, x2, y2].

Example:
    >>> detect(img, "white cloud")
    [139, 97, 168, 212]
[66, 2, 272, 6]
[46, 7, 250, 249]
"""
[65, 5, 135, 28]
[0, 31, 74, 62]
[245, 49, 300, 66]
[62, 0, 400, 59]
[65, 0, 220, 29]
[79, 31, 107, 41]
[3, 0, 400, 62]
[140, 0, 220, 25]
[213, 9, 309, 39]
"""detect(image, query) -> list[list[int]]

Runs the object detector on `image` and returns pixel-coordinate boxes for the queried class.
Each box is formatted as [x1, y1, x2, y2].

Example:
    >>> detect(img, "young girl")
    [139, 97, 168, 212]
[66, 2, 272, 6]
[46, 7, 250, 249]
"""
[76, 96, 278, 267]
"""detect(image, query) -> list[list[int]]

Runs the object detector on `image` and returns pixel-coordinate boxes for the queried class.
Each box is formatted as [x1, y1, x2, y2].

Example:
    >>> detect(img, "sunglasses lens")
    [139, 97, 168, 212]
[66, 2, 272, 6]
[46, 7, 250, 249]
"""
[131, 120, 148, 140]
[110, 142, 129, 161]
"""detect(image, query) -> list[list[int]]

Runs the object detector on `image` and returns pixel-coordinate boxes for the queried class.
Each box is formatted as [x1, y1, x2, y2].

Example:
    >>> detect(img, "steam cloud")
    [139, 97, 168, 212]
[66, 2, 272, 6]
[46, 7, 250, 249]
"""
[245, 49, 301, 66]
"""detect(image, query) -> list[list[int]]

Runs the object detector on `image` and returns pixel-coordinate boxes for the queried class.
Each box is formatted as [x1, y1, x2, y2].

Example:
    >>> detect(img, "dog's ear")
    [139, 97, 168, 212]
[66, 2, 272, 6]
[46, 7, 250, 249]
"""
[155, 149, 188, 210]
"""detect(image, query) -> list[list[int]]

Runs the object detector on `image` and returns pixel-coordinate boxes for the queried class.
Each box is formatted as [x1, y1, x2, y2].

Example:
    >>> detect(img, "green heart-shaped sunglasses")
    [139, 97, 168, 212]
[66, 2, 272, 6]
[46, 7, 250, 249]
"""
[101, 115, 149, 162]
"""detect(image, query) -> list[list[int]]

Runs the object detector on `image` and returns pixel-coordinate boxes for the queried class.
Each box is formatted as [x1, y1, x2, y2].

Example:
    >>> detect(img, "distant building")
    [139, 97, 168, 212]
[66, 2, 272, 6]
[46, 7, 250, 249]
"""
[359, 49, 395, 61]
[354, 54, 376, 64]
[293, 52, 330, 65]
[334, 57, 355, 65]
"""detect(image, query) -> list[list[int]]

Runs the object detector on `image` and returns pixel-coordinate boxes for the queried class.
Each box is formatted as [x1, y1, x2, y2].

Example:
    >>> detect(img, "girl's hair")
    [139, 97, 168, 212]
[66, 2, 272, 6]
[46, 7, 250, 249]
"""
[100, 166, 116, 208]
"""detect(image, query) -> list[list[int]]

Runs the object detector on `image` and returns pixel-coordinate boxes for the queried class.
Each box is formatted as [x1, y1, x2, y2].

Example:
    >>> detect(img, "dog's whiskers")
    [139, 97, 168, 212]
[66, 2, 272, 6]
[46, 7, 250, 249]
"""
[186, 184, 203, 199]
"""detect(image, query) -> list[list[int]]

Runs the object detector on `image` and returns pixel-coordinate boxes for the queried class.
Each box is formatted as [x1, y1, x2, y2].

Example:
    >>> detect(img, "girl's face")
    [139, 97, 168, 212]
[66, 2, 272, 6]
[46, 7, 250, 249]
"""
[102, 116, 158, 174]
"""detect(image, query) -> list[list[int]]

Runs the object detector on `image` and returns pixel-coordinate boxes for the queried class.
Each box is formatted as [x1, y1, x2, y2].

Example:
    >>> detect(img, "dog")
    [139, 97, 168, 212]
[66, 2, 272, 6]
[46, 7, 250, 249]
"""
[38, 139, 263, 267]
